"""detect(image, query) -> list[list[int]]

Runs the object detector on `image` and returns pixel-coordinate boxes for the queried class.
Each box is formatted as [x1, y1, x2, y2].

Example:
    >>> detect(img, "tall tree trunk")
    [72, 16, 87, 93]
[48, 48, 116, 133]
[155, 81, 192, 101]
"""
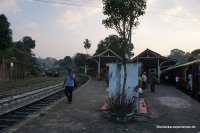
[122, 62, 127, 90]
[122, 61, 127, 106]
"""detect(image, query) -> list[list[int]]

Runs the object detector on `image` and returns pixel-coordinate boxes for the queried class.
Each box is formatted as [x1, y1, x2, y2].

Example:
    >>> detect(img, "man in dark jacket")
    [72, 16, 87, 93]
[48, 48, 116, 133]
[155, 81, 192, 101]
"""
[150, 74, 157, 93]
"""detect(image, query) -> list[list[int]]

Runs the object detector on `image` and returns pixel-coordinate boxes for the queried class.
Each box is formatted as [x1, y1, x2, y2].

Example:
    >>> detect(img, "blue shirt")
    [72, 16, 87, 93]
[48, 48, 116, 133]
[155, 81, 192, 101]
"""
[65, 74, 75, 87]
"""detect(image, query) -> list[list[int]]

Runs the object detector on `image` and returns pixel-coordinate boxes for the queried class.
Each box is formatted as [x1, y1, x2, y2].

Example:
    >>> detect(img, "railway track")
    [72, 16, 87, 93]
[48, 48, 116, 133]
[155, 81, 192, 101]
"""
[0, 74, 89, 131]
[0, 77, 64, 99]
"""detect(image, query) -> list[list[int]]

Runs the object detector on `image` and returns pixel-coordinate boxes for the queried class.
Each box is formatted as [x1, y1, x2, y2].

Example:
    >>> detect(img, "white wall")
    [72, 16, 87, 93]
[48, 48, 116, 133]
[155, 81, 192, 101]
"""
[107, 63, 141, 99]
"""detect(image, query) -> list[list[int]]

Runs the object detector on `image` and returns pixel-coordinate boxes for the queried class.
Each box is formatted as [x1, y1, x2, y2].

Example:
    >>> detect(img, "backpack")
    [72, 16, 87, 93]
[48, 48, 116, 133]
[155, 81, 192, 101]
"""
[74, 78, 77, 88]
[66, 73, 76, 87]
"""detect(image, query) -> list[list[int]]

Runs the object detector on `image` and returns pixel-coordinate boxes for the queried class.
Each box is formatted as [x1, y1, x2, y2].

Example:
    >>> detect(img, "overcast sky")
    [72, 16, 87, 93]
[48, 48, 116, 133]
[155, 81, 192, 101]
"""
[0, 0, 200, 59]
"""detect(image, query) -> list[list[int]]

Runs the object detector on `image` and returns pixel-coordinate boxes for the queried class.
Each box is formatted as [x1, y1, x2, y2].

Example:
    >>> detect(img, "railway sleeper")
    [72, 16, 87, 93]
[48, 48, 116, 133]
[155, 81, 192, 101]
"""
[7, 114, 27, 118]
[14, 111, 31, 115]
[0, 124, 9, 129]
[0, 118, 19, 122]
[27, 106, 43, 109]
[25, 108, 41, 111]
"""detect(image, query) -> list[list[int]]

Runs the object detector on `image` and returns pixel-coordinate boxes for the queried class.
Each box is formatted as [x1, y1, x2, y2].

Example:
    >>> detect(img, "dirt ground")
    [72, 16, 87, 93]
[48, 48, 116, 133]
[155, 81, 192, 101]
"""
[8, 79, 200, 133]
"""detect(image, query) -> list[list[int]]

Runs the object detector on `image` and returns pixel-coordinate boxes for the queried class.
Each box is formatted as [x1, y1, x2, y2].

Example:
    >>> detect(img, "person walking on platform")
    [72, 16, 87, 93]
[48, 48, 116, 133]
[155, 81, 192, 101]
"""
[150, 74, 157, 92]
[138, 74, 142, 84]
[105, 70, 109, 87]
[187, 72, 192, 90]
[63, 68, 76, 104]
[142, 72, 147, 91]
[165, 74, 169, 86]
[175, 75, 180, 89]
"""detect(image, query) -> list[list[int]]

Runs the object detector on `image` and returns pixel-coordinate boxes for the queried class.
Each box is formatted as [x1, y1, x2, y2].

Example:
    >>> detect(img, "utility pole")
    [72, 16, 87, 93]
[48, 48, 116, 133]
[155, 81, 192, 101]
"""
[10, 62, 14, 80]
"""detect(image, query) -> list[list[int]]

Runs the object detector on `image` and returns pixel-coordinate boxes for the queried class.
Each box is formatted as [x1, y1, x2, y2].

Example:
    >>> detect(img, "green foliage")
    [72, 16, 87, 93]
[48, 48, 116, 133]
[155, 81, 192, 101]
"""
[94, 35, 123, 57]
[102, 0, 146, 59]
[169, 48, 185, 57]
[102, 0, 146, 118]
[191, 49, 200, 56]
[95, 40, 107, 55]
[168, 48, 200, 64]
[74, 53, 87, 67]
[12, 37, 36, 66]
[0, 14, 13, 51]
[83, 39, 92, 55]
[31, 66, 40, 76]
[56, 56, 74, 70]
[168, 48, 186, 64]
[37, 57, 58, 69]
[15, 36, 35, 54]
[107, 88, 133, 121]
[187, 56, 196, 62]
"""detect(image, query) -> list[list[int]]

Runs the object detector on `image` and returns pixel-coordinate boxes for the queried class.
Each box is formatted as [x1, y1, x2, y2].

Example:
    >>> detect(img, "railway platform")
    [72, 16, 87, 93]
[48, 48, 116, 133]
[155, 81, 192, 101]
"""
[6, 79, 200, 133]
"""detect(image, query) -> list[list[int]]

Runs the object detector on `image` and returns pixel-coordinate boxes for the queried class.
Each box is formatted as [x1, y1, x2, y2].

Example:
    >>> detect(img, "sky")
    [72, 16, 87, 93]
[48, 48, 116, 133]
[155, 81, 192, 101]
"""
[0, 0, 200, 59]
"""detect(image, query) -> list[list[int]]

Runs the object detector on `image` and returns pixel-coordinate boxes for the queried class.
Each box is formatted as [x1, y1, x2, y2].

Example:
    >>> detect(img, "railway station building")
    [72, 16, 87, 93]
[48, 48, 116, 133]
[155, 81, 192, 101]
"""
[87, 49, 122, 80]
[131, 48, 177, 82]
[87, 48, 176, 81]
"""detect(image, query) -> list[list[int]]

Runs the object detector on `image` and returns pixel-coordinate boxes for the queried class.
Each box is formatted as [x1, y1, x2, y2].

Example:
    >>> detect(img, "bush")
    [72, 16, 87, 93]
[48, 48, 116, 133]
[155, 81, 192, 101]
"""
[31, 66, 40, 76]
[106, 88, 133, 122]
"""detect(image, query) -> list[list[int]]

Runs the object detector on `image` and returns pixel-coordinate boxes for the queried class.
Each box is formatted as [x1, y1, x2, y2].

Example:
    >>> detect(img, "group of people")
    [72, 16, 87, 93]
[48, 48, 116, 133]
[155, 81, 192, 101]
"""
[139, 72, 157, 93]
[62, 67, 193, 106]
[165, 72, 192, 90]
[132, 72, 157, 111]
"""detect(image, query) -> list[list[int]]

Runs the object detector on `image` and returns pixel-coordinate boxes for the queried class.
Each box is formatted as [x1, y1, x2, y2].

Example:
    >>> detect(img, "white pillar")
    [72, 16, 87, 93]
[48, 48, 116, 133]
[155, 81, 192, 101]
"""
[84, 66, 87, 74]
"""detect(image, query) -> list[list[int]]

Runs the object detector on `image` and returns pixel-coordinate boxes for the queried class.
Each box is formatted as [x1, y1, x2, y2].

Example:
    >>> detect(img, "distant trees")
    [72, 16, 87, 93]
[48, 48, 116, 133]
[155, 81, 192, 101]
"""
[37, 57, 57, 69]
[188, 49, 200, 62]
[168, 48, 188, 65]
[38, 54, 88, 74]
[168, 48, 200, 65]
[191, 49, 200, 56]
[73, 53, 87, 68]
[94, 35, 123, 57]
[83, 39, 92, 55]
[55, 56, 74, 70]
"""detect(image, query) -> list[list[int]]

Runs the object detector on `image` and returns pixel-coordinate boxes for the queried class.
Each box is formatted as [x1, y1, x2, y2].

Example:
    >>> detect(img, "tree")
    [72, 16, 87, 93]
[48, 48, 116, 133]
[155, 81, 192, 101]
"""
[83, 39, 92, 55]
[14, 36, 36, 64]
[191, 49, 200, 56]
[74, 53, 87, 67]
[57, 56, 74, 70]
[15, 36, 35, 54]
[94, 35, 123, 57]
[102, 0, 146, 94]
[169, 48, 185, 57]
[102, 0, 146, 120]
[95, 40, 107, 55]
[188, 49, 200, 62]
[168, 48, 190, 65]
[0, 14, 13, 51]
[37, 57, 58, 68]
